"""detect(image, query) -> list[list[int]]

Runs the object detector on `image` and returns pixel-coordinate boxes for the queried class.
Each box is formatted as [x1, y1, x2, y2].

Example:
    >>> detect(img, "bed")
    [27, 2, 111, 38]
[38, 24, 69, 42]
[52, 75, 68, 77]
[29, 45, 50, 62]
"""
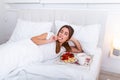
[0, 9, 107, 80]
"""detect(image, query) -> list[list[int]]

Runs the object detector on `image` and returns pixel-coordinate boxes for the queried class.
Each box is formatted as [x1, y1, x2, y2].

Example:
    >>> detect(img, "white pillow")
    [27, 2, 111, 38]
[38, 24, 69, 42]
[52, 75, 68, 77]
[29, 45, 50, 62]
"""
[77, 24, 101, 53]
[54, 20, 69, 34]
[9, 19, 53, 42]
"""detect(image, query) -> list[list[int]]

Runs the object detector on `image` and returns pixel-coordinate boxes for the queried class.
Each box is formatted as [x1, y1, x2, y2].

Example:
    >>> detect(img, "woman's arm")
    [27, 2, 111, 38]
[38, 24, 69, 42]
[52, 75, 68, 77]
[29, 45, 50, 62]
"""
[31, 33, 57, 45]
[70, 37, 83, 53]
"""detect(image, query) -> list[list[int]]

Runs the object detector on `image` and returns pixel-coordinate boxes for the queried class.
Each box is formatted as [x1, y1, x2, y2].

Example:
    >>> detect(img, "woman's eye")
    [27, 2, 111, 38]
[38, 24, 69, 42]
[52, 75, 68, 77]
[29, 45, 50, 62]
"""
[65, 32, 68, 36]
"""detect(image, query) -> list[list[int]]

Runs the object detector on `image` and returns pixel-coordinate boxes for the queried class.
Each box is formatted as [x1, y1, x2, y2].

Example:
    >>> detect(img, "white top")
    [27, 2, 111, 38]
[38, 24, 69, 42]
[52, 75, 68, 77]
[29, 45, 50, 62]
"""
[38, 32, 65, 61]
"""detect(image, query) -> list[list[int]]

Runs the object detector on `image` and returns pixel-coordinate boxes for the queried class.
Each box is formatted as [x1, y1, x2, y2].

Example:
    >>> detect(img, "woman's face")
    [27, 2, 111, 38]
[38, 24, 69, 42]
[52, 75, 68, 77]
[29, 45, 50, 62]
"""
[57, 27, 69, 43]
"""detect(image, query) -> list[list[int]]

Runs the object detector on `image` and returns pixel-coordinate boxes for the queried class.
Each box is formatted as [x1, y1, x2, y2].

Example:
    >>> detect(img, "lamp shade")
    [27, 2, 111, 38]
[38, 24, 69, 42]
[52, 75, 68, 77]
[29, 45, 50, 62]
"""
[113, 37, 120, 50]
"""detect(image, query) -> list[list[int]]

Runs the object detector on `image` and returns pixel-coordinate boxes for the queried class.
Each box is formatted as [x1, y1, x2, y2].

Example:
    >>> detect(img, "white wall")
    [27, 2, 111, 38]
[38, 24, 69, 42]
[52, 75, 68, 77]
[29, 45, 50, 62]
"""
[101, 12, 120, 74]
[0, 0, 7, 44]
[1, 2, 120, 74]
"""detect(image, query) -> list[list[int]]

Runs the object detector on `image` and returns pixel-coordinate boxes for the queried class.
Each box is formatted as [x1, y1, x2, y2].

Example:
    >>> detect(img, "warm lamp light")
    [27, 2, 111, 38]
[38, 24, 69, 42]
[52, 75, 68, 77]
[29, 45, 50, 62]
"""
[113, 38, 120, 50]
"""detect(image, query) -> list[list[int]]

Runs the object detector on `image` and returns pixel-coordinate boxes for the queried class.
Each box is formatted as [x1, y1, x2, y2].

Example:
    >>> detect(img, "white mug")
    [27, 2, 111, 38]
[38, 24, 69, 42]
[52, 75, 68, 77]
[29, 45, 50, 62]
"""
[76, 53, 86, 65]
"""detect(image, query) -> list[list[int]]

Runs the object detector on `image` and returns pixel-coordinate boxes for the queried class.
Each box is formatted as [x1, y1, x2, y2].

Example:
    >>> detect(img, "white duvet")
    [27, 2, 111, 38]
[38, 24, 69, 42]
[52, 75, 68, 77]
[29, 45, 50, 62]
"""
[0, 39, 102, 80]
[0, 39, 43, 79]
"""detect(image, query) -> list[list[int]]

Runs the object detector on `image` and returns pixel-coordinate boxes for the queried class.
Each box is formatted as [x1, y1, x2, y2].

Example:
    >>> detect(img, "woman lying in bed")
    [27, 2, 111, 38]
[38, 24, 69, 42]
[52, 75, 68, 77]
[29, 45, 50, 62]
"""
[31, 25, 83, 61]
[0, 25, 82, 79]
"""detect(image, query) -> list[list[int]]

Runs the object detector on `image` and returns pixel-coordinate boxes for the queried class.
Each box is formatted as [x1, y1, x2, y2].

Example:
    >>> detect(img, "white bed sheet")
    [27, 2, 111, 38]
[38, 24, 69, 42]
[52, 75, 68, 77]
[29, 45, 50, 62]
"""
[0, 39, 102, 80]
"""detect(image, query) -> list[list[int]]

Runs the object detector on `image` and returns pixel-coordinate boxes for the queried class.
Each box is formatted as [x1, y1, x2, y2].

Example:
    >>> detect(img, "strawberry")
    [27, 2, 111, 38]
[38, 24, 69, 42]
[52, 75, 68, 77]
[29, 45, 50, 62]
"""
[60, 52, 77, 64]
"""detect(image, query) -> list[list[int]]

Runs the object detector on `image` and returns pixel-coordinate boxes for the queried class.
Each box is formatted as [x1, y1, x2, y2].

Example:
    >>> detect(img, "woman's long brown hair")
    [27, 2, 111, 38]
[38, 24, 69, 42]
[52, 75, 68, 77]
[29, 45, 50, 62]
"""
[56, 25, 74, 54]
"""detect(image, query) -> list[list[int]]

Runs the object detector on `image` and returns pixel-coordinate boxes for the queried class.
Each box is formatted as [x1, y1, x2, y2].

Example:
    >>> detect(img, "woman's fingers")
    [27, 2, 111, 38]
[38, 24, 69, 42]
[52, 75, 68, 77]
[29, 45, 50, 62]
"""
[50, 35, 58, 42]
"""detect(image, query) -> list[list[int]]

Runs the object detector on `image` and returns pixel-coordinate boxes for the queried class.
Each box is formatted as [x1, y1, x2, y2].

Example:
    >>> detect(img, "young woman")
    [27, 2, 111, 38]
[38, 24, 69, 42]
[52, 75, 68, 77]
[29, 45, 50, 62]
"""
[0, 25, 83, 79]
[31, 25, 83, 61]
[20, 25, 83, 80]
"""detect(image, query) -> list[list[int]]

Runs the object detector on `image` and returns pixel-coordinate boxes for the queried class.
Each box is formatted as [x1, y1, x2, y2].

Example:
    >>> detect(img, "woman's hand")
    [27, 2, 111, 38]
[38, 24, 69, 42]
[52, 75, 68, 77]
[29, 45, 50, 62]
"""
[49, 35, 58, 42]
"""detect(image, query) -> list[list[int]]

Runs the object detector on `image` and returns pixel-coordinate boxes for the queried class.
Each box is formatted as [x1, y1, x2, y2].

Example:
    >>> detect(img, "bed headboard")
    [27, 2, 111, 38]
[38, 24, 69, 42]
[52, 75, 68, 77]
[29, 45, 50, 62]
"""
[16, 9, 107, 48]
